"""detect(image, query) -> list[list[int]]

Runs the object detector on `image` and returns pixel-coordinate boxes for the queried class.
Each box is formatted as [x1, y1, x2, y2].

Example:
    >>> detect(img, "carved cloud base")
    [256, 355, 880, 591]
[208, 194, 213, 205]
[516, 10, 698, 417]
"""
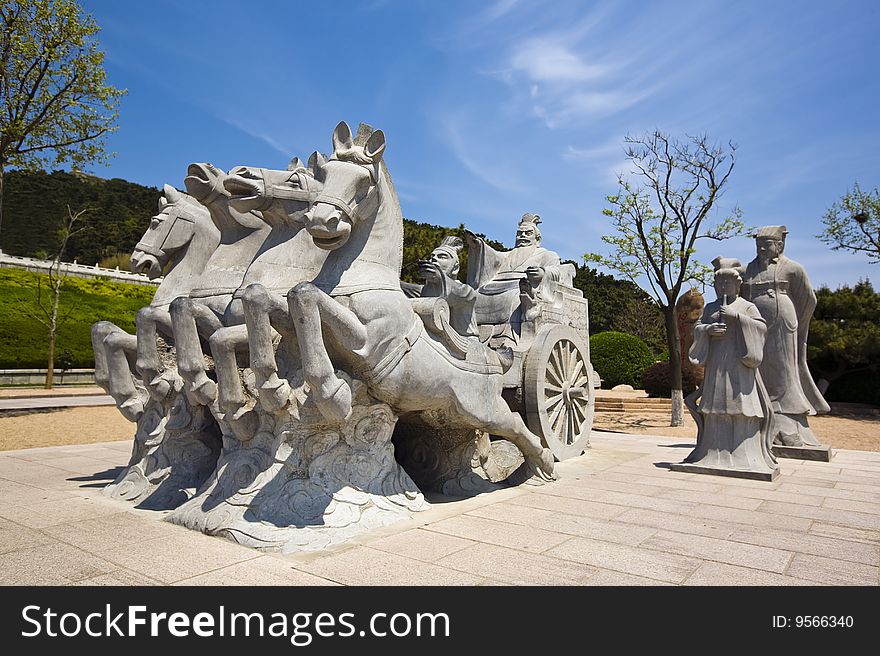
[393, 412, 525, 496]
[102, 392, 222, 510]
[166, 384, 428, 553]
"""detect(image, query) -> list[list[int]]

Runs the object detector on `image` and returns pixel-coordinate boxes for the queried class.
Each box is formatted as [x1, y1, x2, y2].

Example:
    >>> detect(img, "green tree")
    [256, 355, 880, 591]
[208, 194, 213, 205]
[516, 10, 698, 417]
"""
[585, 131, 746, 426]
[818, 183, 880, 263]
[0, 0, 125, 239]
[808, 280, 880, 396]
[571, 264, 666, 354]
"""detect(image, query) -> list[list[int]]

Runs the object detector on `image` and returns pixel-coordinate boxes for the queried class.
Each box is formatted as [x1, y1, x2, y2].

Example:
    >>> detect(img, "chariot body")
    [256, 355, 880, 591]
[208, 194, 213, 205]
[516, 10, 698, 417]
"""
[415, 226, 595, 462]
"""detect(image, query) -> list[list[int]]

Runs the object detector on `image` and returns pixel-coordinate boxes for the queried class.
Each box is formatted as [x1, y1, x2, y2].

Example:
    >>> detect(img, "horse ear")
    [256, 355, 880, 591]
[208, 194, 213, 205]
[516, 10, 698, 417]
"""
[364, 129, 386, 163]
[308, 151, 327, 181]
[332, 121, 353, 153]
[287, 157, 303, 171]
[158, 196, 168, 209]
[163, 184, 181, 203]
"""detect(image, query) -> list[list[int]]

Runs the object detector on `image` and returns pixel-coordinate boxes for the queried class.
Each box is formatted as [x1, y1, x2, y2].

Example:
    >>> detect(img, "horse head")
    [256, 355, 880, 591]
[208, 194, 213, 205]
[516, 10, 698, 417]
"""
[130, 184, 216, 278]
[223, 156, 323, 225]
[301, 121, 386, 251]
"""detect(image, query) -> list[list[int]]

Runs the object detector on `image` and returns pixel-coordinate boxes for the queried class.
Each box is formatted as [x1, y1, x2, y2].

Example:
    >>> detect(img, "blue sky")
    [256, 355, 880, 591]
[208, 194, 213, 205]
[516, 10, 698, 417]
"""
[78, 0, 880, 291]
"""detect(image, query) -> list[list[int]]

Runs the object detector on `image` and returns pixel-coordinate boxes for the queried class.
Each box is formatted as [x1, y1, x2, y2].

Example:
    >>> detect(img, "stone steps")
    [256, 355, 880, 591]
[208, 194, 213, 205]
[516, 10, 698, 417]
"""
[594, 395, 672, 414]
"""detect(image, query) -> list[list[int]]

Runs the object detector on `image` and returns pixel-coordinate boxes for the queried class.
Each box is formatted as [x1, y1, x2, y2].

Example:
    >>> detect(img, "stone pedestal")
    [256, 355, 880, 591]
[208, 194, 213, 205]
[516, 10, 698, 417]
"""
[102, 391, 221, 510]
[669, 461, 779, 482]
[772, 444, 834, 462]
[167, 381, 428, 553]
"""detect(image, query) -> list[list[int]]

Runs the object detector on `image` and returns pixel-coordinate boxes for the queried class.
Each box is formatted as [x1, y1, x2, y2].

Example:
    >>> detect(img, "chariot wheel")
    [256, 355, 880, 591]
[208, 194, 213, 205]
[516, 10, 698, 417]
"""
[523, 324, 594, 461]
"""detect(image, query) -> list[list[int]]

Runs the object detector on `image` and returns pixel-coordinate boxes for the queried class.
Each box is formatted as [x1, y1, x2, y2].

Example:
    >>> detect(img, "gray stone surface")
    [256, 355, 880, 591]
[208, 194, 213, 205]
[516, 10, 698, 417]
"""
[1, 433, 878, 586]
[740, 226, 831, 449]
[677, 258, 779, 481]
[86, 121, 612, 555]
[772, 444, 834, 461]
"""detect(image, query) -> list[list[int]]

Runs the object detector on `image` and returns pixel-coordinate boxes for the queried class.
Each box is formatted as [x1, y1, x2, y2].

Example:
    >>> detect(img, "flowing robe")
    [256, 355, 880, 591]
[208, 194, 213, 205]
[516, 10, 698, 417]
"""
[685, 296, 777, 474]
[740, 255, 830, 417]
[466, 240, 568, 327]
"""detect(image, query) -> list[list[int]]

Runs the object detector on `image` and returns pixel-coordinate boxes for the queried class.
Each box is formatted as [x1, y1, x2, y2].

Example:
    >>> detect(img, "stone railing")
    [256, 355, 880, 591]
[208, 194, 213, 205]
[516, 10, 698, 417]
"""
[0, 368, 96, 386]
[0, 249, 160, 286]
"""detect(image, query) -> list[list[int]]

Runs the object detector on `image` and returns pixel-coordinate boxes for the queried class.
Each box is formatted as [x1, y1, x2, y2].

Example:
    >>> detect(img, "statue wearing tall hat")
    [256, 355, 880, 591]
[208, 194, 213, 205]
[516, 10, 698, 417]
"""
[464, 213, 572, 345]
[740, 225, 830, 447]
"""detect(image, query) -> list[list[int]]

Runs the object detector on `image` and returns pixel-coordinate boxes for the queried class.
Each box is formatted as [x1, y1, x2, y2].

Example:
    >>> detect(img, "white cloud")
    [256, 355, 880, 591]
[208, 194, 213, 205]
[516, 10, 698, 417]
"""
[218, 114, 292, 159]
[439, 114, 530, 195]
[510, 41, 613, 83]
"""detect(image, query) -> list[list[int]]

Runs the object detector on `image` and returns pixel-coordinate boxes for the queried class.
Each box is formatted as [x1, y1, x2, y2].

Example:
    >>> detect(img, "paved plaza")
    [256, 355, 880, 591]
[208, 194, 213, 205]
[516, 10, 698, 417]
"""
[0, 431, 877, 586]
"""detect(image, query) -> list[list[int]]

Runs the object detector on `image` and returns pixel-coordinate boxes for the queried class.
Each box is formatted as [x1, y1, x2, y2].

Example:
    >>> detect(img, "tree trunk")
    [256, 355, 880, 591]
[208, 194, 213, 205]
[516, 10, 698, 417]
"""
[0, 163, 5, 243]
[45, 331, 56, 390]
[45, 279, 62, 390]
[663, 305, 684, 426]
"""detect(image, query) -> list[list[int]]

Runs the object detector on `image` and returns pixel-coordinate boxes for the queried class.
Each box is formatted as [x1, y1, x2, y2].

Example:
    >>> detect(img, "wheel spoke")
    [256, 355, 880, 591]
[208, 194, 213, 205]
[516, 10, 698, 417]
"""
[568, 408, 578, 444]
[574, 373, 590, 388]
[545, 393, 564, 411]
[548, 350, 565, 385]
[554, 344, 569, 382]
[545, 383, 563, 394]
[568, 357, 584, 384]
[549, 400, 566, 434]
[571, 399, 587, 425]
[566, 343, 579, 381]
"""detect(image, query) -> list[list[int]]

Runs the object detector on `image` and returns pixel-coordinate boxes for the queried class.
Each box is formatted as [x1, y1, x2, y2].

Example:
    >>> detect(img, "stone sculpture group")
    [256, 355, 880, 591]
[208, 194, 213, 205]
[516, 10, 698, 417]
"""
[674, 226, 832, 481]
[92, 122, 595, 552]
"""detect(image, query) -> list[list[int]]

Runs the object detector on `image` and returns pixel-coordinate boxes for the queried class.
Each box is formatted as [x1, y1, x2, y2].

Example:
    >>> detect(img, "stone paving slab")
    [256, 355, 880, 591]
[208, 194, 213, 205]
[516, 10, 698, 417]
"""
[0, 432, 877, 586]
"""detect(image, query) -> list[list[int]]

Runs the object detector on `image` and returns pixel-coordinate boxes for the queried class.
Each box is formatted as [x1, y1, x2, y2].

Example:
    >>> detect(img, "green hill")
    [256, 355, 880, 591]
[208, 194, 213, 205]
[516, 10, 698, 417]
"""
[0, 268, 154, 369]
[0, 169, 664, 370]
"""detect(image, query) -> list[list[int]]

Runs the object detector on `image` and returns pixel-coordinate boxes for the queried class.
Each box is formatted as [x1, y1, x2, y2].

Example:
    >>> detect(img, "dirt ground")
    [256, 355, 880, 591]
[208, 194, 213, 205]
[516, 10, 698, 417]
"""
[1, 388, 878, 452]
[593, 410, 880, 452]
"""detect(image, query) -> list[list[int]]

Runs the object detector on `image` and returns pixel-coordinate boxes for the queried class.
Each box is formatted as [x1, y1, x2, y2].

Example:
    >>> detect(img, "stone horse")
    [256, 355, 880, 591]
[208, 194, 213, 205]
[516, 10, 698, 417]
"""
[186, 157, 327, 420]
[150, 162, 272, 408]
[92, 185, 221, 420]
[271, 121, 555, 481]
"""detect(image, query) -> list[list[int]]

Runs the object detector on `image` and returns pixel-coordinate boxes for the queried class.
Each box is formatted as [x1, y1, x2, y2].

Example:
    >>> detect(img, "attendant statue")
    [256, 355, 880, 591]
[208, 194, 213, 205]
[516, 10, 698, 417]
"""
[677, 258, 778, 479]
[740, 226, 830, 447]
[416, 236, 478, 337]
[465, 213, 572, 346]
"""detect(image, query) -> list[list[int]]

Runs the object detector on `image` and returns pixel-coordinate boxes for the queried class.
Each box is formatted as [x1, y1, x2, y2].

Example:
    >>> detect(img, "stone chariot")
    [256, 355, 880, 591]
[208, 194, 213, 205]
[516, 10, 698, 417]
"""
[91, 121, 594, 552]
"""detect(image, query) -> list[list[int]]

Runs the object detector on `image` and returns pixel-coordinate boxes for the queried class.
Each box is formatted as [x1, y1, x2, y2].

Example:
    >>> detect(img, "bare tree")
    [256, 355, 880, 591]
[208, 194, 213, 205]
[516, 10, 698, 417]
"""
[25, 205, 88, 388]
[585, 131, 746, 426]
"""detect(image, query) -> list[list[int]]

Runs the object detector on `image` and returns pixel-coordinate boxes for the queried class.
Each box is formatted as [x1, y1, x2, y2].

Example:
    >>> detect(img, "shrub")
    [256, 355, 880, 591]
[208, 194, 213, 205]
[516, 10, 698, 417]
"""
[642, 361, 704, 398]
[589, 331, 655, 389]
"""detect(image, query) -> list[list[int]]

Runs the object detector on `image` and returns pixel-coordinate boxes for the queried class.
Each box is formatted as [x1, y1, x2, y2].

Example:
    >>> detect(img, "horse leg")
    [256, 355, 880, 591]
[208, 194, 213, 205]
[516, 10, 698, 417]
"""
[286, 282, 367, 422]
[452, 389, 556, 482]
[209, 324, 249, 415]
[169, 297, 221, 406]
[103, 328, 143, 421]
[242, 284, 291, 412]
[134, 305, 180, 402]
[91, 321, 120, 392]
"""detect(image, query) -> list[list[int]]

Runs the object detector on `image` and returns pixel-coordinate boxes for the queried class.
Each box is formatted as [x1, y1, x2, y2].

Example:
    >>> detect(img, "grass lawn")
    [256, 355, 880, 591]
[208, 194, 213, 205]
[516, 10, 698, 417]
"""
[0, 268, 155, 368]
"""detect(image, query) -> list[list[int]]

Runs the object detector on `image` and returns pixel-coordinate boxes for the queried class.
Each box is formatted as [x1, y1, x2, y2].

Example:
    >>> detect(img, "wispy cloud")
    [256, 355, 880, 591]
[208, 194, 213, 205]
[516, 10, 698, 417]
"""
[218, 114, 292, 160]
[439, 114, 531, 194]
[481, 0, 520, 23]
[562, 139, 624, 161]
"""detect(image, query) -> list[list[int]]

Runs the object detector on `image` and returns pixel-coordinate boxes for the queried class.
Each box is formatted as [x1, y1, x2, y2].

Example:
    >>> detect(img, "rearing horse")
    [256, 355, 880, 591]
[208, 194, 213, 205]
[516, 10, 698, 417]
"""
[92, 185, 221, 420]
[281, 121, 555, 481]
